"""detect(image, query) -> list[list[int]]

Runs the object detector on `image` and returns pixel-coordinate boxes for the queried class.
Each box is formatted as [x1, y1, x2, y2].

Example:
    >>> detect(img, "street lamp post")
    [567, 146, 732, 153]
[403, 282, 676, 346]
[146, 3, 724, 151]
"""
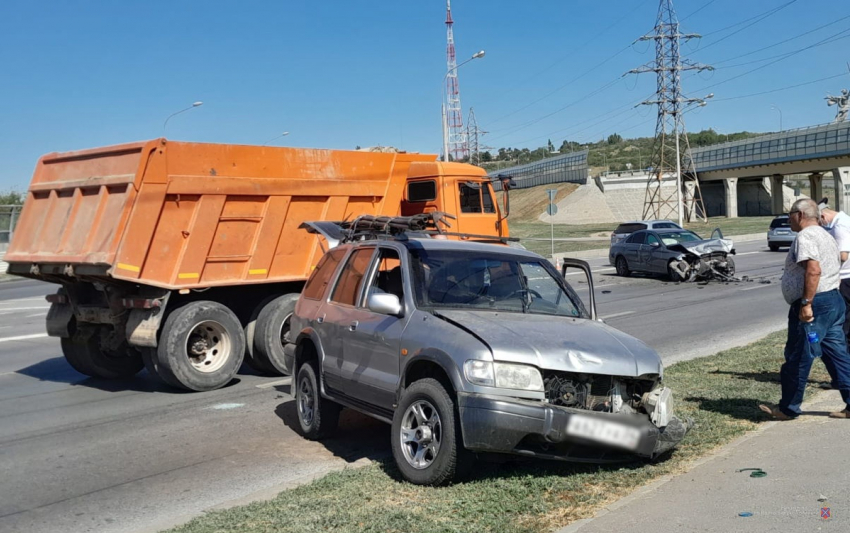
[442, 50, 485, 162]
[771, 104, 783, 131]
[262, 132, 290, 146]
[163, 101, 203, 132]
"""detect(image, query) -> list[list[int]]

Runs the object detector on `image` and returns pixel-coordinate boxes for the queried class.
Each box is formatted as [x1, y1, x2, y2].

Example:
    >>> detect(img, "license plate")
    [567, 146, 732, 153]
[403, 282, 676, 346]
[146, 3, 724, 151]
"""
[776, 231, 790, 235]
[566, 414, 641, 450]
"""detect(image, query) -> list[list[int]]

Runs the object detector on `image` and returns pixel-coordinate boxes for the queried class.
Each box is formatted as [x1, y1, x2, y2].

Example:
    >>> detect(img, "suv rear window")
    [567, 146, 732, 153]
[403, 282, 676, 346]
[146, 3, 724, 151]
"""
[614, 223, 647, 234]
[652, 222, 679, 229]
[302, 249, 346, 300]
[770, 217, 790, 229]
[331, 248, 375, 306]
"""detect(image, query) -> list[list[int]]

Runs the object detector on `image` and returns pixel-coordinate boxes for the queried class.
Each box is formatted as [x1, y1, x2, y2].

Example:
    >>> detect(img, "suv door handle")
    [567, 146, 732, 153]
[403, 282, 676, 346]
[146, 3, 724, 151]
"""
[317, 314, 325, 324]
[349, 321, 359, 331]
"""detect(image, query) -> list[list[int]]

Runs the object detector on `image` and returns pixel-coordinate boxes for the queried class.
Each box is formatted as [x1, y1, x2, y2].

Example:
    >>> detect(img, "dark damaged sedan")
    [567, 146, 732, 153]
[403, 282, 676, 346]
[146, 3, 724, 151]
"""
[609, 228, 736, 282]
[288, 228, 690, 485]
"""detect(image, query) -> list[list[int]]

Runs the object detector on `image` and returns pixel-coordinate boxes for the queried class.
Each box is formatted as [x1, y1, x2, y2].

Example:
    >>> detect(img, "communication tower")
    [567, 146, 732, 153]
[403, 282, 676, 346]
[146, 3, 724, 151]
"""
[445, 0, 468, 161]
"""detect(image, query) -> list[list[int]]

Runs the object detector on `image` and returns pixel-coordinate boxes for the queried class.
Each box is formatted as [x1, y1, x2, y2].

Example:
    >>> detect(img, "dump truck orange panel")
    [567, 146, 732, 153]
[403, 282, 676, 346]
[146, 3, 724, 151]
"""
[6, 139, 439, 289]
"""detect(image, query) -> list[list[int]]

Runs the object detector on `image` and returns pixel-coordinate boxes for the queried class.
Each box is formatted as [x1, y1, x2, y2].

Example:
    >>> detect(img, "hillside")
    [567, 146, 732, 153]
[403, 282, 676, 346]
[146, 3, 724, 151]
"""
[478, 129, 762, 175]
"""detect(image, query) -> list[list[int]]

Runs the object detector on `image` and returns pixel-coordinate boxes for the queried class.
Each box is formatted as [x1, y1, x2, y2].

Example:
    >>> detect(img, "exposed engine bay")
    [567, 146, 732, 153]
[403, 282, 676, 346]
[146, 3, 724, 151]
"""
[667, 236, 737, 282]
[543, 371, 673, 427]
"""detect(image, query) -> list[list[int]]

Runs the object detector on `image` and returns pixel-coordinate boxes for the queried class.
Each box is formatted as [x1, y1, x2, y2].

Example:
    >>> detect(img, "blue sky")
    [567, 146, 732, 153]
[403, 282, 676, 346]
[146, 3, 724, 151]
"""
[1, 0, 848, 190]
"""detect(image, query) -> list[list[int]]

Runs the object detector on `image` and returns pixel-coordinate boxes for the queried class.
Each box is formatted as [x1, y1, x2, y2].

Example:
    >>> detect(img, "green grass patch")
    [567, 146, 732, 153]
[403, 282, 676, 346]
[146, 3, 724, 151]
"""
[168, 330, 829, 533]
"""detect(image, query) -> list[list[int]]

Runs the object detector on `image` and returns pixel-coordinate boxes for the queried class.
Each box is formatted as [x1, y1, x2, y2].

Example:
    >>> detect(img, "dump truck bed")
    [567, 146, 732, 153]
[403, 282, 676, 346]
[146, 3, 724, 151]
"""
[6, 139, 437, 289]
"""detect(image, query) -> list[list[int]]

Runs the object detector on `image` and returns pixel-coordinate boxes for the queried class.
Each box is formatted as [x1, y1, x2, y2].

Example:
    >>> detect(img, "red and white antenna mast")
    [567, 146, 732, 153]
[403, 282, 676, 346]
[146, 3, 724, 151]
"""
[445, 0, 468, 161]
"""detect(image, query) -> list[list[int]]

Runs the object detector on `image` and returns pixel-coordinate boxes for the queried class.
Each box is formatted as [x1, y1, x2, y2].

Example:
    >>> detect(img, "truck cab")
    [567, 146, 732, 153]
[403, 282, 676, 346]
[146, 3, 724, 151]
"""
[401, 161, 509, 239]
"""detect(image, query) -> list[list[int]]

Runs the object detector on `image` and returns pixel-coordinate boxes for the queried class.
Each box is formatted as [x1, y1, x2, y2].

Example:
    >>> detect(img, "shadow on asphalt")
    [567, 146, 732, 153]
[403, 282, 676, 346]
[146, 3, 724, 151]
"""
[274, 390, 391, 464]
[13, 356, 239, 393]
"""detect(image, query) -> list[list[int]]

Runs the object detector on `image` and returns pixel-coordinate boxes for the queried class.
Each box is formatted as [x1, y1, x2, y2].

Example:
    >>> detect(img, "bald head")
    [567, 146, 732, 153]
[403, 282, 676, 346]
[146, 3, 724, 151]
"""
[791, 198, 819, 220]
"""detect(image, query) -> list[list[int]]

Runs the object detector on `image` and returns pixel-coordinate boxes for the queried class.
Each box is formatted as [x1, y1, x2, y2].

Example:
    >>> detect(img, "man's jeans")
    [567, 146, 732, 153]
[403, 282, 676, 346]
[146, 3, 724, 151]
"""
[781, 289, 850, 417]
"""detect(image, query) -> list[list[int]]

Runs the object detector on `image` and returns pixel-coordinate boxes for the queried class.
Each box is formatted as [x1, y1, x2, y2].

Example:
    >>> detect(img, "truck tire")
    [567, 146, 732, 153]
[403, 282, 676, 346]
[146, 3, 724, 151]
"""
[61, 334, 144, 379]
[295, 360, 340, 439]
[242, 295, 278, 374]
[251, 294, 299, 376]
[391, 378, 466, 486]
[154, 301, 246, 392]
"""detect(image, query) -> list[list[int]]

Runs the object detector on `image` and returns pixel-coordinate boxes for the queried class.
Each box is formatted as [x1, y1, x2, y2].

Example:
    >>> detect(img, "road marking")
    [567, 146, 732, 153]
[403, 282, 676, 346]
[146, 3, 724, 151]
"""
[208, 403, 245, 410]
[601, 311, 635, 320]
[565, 267, 615, 277]
[256, 377, 293, 389]
[736, 251, 764, 256]
[0, 306, 50, 313]
[0, 333, 49, 343]
[741, 283, 774, 291]
[26, 312, 47, 318]
[0, 297, 46, 305]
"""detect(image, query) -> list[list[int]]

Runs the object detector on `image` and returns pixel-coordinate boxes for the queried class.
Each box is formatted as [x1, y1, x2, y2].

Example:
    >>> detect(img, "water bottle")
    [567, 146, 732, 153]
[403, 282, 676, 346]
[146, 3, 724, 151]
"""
[805, 322, 822, 359]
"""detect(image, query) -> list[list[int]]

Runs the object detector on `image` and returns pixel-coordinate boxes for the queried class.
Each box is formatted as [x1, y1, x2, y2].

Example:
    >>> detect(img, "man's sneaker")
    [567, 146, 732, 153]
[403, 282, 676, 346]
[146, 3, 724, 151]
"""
[828, 408, 850, 419]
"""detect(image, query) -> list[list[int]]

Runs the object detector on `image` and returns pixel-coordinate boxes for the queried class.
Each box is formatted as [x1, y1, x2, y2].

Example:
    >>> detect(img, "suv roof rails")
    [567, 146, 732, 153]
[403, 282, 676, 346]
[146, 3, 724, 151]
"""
[299, 212, 519, 246]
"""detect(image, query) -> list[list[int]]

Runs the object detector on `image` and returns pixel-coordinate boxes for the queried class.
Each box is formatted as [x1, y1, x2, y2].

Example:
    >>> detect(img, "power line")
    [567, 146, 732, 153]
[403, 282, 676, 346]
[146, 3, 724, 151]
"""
[713, 31, 850, 70]
[485, 0, 653, 123]
[712, 72, 849, 102]
[711, 14, 850, 66]
[698, 0, 797, 39]
[679, 0, 718, 22]
[692, 26, 850, 93]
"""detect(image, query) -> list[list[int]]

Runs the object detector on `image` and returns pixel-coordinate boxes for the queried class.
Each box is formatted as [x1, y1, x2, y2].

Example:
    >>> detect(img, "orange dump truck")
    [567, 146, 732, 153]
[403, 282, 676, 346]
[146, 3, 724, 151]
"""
[6, 139, 510, 391]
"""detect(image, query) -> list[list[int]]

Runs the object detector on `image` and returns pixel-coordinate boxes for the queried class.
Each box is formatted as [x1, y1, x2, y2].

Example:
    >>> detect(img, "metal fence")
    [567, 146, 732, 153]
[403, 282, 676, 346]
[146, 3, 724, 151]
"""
[688, 121, 850, 172]
[0, 205, 22, 246]
[489, 150, 589, 191]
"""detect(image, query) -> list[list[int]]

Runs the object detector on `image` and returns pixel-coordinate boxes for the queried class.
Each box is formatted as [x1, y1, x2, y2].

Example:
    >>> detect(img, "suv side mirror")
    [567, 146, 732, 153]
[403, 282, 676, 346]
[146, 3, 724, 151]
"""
[367, 292, 403, 317]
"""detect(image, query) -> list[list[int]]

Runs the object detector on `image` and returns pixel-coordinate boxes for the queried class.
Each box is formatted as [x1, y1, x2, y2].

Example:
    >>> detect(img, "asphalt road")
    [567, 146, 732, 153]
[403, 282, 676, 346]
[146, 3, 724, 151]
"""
[0, 240, 789, 533]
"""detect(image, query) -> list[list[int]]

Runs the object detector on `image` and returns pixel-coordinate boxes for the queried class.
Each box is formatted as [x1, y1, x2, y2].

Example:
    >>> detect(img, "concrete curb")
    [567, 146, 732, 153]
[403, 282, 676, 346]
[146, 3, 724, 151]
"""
[553, 232, 766, 260]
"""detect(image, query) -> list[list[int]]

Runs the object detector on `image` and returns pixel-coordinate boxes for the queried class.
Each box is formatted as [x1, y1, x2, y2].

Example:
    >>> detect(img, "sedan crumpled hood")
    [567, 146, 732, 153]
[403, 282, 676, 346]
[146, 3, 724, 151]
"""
[435, 310, 662, 377]
[670, 238, 733, 255]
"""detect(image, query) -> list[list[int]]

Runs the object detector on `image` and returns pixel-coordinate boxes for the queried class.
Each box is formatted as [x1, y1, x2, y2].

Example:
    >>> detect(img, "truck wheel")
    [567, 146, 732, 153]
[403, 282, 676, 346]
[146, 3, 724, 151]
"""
[391, 378, 466, 486]
[251, 294, 299, 376]
[61, 334, 144, 379]
[295, 360, 340, 439]
[155, 301, 245, 392]
[243, 295, 276, 374]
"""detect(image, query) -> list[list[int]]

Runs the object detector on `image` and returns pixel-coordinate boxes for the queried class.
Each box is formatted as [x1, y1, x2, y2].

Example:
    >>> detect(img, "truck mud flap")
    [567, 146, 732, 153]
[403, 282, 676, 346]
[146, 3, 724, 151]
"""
[125, 293, 171, 348]
[46, 303, 74, 338]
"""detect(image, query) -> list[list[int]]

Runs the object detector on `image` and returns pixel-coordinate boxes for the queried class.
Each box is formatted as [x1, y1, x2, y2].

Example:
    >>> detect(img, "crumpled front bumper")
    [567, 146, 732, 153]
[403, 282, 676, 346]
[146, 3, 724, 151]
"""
[458, 392, 689, 459]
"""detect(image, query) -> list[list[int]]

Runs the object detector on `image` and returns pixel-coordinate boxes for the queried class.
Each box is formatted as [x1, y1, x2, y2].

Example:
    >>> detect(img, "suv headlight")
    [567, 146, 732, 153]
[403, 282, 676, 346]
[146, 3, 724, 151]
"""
[463, 360, 544, 391]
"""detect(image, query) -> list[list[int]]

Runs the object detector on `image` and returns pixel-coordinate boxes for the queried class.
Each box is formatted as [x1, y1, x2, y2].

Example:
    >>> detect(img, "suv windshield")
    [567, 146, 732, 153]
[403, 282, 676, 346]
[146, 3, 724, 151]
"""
[408, 249, 588, 317]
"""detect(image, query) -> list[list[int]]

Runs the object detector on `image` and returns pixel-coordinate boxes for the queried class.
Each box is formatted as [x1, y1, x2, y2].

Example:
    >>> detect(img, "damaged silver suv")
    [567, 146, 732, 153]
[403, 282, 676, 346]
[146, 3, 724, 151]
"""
[286, 218, 689, 485]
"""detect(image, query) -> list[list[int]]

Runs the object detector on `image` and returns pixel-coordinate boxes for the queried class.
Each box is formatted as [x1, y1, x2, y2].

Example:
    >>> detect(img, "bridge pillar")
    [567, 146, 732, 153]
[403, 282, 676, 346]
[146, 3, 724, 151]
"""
[723, 178, 738, 218]
[771, 174, 785, 215]
[833, 167, 850, 212]
[809, 173, 823, 203]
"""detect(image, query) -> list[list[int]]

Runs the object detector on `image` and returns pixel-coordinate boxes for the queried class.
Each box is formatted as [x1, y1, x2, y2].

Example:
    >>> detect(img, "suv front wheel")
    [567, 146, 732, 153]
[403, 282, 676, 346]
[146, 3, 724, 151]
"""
[391, 378, 465, 486]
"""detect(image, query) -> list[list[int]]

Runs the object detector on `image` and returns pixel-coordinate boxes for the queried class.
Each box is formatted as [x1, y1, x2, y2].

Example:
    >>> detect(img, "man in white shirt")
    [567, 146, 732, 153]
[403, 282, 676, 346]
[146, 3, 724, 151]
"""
[820, 201, 850, 342]
[759, 198, 850, 420]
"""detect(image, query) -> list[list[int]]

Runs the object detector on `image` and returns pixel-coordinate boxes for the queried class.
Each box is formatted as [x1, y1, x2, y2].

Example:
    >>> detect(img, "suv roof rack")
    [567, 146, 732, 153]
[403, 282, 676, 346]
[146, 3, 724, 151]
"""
[299, 212, 518, 246]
